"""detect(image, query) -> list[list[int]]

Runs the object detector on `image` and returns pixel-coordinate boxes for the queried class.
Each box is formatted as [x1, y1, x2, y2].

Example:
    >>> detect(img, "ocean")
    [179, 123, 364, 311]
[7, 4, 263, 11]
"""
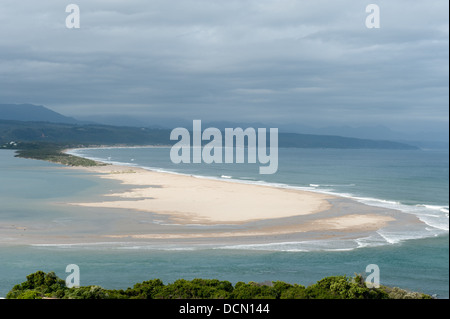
[0, 147, 448, 298]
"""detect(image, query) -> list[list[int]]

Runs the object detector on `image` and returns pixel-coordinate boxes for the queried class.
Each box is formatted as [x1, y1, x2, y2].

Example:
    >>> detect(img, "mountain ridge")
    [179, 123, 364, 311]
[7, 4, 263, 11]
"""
[0, 104, 80, 124]
[0, 104, 419, 150]
[0, 119, 418, 150]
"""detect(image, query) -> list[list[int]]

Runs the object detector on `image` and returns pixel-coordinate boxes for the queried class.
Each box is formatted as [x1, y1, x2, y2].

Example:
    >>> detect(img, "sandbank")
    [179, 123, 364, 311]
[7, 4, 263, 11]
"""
[68, 164, 398, 239]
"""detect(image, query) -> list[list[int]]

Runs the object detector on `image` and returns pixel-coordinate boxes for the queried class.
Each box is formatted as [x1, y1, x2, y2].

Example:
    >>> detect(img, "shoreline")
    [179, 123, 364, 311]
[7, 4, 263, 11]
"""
[1, 147, 447, 299]
[68, 164, 338, 225]
[61, 150, 422, 242]
[0, 147, 439, 248]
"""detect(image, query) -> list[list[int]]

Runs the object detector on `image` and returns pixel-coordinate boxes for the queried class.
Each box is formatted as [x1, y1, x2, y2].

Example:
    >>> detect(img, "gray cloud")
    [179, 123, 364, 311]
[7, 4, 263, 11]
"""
[0, 0, 448, 132]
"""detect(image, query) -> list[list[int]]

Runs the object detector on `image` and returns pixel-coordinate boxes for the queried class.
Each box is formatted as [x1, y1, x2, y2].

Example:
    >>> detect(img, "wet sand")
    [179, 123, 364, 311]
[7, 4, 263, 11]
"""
[0, 162, 424, 246]
[65, 164, 419, 242]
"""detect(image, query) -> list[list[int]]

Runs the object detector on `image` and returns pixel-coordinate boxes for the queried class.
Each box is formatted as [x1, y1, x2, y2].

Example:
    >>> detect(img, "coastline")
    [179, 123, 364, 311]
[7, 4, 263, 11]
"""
[61, 149, 424, 243]
[69, 164, 337, 225]
[1, 148, 448, 299]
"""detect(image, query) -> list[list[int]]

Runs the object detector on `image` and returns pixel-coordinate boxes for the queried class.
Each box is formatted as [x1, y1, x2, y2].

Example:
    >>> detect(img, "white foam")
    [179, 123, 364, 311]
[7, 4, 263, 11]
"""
[68, 147, 449, 245]
[310, 191, 449, 232]
[376, 227, 442, 245]
[310, 183, 355, 187]
[30, 241, 218, 251]
[118, 246, 197, 251]
[31, 242, 127, 248]
[216, 239, 366, 252]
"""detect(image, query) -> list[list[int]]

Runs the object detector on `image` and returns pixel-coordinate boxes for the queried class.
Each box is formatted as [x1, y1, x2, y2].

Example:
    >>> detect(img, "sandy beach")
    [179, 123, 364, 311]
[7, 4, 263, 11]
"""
[67, 164, 401, 240]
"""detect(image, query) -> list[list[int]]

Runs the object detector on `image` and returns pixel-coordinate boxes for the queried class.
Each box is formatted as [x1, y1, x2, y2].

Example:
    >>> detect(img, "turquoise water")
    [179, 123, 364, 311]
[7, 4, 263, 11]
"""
[0, 148, 448, 298]
[72, 147, 449, 236]
[1, 235, 448, 298]
[72, 147, 449, 207]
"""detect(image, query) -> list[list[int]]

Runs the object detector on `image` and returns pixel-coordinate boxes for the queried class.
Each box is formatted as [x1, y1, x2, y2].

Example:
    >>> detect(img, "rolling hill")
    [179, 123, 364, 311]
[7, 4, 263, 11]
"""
[0, 119, 418, 150]
[0, 104, 80, 124]
[0, 103, 418, 150]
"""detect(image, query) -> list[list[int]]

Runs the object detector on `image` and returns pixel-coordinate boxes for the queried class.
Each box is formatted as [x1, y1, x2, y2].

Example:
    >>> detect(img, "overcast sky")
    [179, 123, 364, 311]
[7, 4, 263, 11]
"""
[0, 0, 448, 132]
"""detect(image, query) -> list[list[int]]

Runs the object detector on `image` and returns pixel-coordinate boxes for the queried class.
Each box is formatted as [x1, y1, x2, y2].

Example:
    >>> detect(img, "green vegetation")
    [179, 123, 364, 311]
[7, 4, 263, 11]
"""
[0, 119, 172, 145]
[0, 119, 418, 150]
[6, 271, 433, 299]
[6, 142, 104, 167]
[0, 115, 421, 165]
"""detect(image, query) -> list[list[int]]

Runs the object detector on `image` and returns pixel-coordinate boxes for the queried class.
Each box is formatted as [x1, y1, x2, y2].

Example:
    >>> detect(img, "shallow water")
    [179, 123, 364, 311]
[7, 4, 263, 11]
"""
[0, 148, 448, 298]
[1, 235, 448, 298]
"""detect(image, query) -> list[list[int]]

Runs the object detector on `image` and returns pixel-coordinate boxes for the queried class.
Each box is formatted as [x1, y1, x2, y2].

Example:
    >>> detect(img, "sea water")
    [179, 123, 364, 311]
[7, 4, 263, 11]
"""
[0, 148, 448, 298]
[71, 147, 449, 237]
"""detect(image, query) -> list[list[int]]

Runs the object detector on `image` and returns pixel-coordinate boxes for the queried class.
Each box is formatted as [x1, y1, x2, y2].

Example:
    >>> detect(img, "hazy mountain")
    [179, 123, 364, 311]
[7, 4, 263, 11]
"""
[0, 120, 170, 146]
[0, 104, 81, 124]
[281, 124, 449, 150]
[0, 104, 438, 149]
[0, 119, 418, 150]
[75, 114, 448, 149]
[74, 114, 189, 129]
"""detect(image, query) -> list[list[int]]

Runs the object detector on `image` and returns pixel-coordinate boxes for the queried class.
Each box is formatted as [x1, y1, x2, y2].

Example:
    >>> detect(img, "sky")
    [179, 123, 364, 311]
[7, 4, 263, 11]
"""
[0, 0, 448, 134]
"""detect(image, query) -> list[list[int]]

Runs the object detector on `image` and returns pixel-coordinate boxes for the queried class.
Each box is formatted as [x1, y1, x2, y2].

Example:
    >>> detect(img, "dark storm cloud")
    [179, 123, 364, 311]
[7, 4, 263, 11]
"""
[0, 0, 448, 129]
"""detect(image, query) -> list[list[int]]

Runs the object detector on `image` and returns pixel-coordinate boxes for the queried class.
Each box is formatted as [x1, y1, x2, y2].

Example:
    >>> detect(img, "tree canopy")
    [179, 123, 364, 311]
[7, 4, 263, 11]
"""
[6, 271, 432, 299]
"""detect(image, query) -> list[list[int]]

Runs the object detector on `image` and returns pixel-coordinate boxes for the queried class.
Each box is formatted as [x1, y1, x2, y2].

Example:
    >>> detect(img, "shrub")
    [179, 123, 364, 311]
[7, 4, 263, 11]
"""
[125, 279, 165, 299]
[231, 282, 278, 299]
[381, 286, 433, 299]
[6, 271, 431, 299]
[304, 275, 389, 299]
[154, 278, 234, 299]
[6, 271, 66, 299]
